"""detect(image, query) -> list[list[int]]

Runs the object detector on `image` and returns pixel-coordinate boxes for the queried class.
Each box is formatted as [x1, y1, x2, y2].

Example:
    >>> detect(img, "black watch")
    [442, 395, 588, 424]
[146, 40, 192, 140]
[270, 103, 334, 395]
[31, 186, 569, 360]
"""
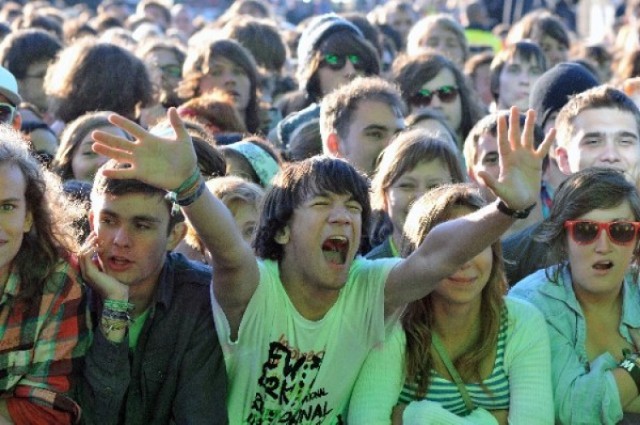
[496, 200, 536, 219]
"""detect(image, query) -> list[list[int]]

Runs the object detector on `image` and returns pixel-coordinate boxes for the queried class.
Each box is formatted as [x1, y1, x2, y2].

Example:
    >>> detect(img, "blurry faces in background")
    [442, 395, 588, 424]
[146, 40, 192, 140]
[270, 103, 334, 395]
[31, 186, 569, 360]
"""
[410, 68, 462, 135]
[497, 55, 544, 110]
[566, 202, 638, 301]
[18, 59, 49, 113]
[385, 159, 454, 233]
[419, 26, 466, 68]
[146, 48, 182, 106]
[198, 57, 251, 114]
[317, 52, 366, 97]
[71, 125, 126, 183]
[557, 108, 640, 175]
[340, 99, 405, 175]
[539, 35, 568, 68]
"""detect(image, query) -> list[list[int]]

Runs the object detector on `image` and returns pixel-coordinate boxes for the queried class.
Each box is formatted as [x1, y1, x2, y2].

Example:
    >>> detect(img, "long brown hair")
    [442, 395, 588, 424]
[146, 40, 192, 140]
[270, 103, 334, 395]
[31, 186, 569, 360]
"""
[400, 184, 506, 397]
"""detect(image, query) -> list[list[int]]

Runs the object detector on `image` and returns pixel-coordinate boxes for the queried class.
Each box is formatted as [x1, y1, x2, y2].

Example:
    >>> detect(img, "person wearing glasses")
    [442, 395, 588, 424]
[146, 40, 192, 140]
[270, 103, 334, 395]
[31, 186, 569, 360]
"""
[394, 52, 486, 147]
[489, 41, 547, 112]
[509, 168, 640, 424]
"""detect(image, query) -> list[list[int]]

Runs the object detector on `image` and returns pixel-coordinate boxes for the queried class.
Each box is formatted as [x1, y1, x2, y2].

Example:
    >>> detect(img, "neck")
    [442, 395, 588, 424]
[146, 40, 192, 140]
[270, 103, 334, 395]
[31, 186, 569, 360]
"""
[574, 282, 623, 315]
[279, 263, 341, 321]
[432, 297, 482, 347]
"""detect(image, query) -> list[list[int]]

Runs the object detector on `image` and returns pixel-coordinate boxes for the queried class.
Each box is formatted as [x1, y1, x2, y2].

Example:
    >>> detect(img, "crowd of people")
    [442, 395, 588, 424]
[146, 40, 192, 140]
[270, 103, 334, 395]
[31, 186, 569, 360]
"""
[3, 0, 640, 424]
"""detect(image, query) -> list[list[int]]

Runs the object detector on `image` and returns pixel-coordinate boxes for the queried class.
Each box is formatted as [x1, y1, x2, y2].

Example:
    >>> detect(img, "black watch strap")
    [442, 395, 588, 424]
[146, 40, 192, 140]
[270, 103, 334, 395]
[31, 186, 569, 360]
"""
[496, 200, 536, 219]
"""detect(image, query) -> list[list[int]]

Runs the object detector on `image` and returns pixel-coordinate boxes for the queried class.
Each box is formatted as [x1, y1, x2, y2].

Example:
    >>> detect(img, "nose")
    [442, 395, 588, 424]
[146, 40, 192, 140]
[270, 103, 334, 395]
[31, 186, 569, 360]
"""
[329, 205, 353, 225]
[113, 226, 131, 248]
[599, 141, 621, 163]
[342, 60, 357, 79]
[594, 228, 612, 253]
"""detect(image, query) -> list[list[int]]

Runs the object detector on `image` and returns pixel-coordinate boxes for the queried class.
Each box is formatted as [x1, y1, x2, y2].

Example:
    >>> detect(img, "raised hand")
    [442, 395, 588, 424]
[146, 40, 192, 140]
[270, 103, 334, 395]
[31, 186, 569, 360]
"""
[476, 107, 555, 210]
[91, 108, 197, 191]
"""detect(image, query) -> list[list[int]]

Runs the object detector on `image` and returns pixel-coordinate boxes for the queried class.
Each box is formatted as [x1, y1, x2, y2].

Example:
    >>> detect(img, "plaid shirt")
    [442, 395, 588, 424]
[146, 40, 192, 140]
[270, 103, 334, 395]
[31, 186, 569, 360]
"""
[0, 258, 89, 423]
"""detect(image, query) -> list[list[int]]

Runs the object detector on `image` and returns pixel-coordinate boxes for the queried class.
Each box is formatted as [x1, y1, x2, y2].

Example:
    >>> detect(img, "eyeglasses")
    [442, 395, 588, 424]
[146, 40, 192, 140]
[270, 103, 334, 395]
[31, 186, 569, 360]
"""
[0, 103, 16, 124]
[410, 85, 459, 107]
[160, 64, 182, 79]
[320, 53, 364, 71]
[564, 220, 640, 246]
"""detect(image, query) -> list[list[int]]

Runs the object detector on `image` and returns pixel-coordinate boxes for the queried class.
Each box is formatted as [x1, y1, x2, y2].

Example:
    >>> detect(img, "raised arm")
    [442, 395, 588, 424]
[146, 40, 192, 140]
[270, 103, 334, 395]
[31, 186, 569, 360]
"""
[384, 108, 554, 313]
[91, 109, 259, 333]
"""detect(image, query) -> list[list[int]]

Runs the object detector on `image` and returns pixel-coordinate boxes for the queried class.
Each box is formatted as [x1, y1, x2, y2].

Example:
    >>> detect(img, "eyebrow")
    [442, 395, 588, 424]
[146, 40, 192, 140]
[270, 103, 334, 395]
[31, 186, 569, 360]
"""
[100, 209, 162, 224]
[0, 197, 21, 203]
[581, 131, 639, 139]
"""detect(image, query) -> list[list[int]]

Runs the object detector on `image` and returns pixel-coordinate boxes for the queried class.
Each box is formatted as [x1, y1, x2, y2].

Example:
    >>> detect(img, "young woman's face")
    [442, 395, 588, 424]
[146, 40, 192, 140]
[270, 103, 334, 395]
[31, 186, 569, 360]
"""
[433, 206, 492, 306]
[412, 68, 462, 134]
[498, 55, 544, 110]
[231, 201, 259, 244]
[420, 27, 465, 67]
[317, 51, 366, 97]
[385, 159, 454, 235]
[539, 35, 568, 68]
[0, 163, 33, 285]
[199, 56, 251, 114]
[567, 202, 638, 302]
[71, 125, 126, 182]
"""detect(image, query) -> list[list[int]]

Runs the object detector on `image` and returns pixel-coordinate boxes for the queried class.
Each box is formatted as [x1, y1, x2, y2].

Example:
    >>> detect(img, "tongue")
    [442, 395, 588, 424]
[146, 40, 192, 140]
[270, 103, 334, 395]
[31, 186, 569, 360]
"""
[322, 239, 346, 265]
[593, 262, 612, 270]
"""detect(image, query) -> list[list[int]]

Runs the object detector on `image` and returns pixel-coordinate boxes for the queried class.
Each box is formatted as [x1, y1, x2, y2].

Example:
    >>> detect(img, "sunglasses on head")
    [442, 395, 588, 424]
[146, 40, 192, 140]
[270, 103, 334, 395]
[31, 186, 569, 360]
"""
[410, 85, 459, 107]
[564, 220, 640, 246]
[321, 53, 364, 71]
[0, 103, 15, 124]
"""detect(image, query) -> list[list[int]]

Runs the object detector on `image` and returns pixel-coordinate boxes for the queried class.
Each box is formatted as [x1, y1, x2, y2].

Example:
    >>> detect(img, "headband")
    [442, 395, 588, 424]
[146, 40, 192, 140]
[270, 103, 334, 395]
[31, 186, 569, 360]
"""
[226, 141, 280, 187]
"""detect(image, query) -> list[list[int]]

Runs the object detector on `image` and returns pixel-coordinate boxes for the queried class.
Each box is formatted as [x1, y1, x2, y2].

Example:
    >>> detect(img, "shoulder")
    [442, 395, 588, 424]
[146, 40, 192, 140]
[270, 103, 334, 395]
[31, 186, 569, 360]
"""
[505, 297, 546, 331]
[43, 256, 85, 299]
[509, 267, 557, 301]
[348, 256, 402, 282]
[167, 252, 212, 287]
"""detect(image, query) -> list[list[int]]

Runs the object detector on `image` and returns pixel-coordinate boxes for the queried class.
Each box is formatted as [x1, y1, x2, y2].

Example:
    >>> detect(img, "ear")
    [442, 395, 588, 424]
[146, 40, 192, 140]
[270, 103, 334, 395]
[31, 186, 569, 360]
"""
[166, 222, 187, 251]
[555, 146, 572, 175]
[325, 132, 342, 158]
[23, 211, 33, 233]
[12, 110, 21, 132]
[274, 225, 290, 245]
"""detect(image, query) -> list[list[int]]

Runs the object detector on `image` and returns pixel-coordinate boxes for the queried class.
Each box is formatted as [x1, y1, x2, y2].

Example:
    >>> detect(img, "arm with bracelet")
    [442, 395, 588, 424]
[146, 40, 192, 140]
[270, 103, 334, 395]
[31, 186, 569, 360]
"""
[91, 108, 260, 339]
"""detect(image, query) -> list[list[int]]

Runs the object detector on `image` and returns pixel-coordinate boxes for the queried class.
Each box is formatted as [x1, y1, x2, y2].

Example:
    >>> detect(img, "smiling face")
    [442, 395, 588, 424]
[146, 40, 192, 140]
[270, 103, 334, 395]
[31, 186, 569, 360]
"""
[385, 159, 454, 237]
[567, 202, 638, 303]
[0, 163, 33, 285]
[277, 191, 363, 295]
[198, 56, 251, 114]
[432, 206, 492, 306]
[557, 108, 640, 175]
[90, 192, 183, 293]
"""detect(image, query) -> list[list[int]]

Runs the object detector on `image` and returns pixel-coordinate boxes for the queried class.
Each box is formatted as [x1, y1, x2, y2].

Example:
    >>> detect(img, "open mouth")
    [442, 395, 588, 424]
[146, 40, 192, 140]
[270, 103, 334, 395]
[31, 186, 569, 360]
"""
[592, 260, 613, 271]
[321, 236, 349, 265]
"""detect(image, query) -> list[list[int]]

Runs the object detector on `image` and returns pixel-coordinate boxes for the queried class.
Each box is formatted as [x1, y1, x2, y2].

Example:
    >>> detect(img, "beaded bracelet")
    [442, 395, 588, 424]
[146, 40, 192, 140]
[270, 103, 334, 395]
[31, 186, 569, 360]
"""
[103, 298, 134, 314]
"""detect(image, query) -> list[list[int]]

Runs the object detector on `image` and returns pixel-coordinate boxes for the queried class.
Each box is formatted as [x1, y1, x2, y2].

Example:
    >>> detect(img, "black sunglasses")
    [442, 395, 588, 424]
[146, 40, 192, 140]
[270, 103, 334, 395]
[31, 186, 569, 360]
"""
[409, 85, 459, 107]
[320, 53, 364, 71]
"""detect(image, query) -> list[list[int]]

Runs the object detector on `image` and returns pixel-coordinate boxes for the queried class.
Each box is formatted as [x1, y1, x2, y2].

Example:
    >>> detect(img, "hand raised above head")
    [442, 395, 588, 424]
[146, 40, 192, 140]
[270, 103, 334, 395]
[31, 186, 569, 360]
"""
[476, 107, 555, 211]
[91, 108, 198, 191]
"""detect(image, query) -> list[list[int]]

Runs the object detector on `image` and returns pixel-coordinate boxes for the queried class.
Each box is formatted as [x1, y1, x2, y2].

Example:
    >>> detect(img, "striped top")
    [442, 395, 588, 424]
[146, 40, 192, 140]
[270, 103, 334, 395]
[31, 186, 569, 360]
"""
[399, 308, 510, 416]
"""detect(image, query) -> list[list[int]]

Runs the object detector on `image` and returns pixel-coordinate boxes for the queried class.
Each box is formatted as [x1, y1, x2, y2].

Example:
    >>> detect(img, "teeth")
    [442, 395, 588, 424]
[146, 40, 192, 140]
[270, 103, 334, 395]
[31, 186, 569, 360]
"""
[329, 236, 347, 242]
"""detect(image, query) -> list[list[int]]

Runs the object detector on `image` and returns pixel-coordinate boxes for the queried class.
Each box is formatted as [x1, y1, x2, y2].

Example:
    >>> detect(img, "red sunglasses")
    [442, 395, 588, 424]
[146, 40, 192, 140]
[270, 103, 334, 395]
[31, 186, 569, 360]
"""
[564, 220, 640, 246]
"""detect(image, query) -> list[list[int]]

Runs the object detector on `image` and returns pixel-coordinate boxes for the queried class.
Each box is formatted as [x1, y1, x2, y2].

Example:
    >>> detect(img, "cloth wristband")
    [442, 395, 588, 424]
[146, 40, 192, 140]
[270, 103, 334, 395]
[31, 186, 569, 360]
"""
[619, 353, 640, 392]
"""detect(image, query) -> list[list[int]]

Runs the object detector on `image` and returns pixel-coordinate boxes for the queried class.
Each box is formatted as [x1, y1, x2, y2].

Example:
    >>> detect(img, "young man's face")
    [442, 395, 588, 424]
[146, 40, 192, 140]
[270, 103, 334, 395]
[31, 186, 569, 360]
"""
[556, 108, 640, 175]
[90, 192, 183, 292]
[276, 190, 363, 292]
[335, 99, 404, 175]
[468, 130, 499, 201]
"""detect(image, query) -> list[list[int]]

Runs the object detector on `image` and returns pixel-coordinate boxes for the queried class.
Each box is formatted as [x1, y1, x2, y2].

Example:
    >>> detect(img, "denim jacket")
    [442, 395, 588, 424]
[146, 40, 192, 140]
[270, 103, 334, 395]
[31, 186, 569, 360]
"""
[509, 266, 640, 425]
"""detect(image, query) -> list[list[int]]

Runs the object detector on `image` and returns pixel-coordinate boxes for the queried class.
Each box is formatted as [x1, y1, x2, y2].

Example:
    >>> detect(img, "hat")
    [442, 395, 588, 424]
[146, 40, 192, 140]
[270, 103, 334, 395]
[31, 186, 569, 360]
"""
[529, 62, 598, 130]
[0, 66, 21, 106]
[296, 14, 363, 90]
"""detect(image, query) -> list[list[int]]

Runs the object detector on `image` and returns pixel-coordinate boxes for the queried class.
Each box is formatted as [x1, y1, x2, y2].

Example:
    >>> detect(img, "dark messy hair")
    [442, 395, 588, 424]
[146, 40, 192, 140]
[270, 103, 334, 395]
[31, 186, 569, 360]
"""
[254, 156, 371, 261]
